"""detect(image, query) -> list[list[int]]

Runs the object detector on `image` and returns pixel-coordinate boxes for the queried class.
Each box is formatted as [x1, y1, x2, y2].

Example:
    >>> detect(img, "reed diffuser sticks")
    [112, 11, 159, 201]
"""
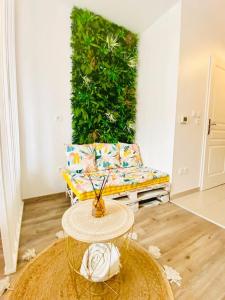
[88, 173, 109, 202]
[88, 172, 110, 218]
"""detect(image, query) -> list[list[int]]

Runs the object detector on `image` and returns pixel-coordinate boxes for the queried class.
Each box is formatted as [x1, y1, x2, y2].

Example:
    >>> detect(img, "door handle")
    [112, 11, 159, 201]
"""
[208, 119, 216, 135]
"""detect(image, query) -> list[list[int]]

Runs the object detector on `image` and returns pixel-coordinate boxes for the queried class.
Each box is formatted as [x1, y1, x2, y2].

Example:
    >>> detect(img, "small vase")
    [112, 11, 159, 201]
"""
[92, 196, 105, 218]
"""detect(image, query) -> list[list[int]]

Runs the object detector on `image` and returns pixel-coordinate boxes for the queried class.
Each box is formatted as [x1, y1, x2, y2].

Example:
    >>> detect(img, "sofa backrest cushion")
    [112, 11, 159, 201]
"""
[66, 144, 96, 173]
[95, 143, 120, 171]
[119, 143, 143, 168]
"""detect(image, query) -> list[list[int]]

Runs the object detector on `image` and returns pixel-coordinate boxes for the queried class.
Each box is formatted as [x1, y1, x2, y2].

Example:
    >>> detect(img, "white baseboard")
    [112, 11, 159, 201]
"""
[170, 187, 200, 200]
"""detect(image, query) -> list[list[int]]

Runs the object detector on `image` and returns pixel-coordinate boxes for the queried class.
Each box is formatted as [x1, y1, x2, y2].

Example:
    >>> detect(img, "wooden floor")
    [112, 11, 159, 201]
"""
[135, 203, 225, 300]
[1, 195, 225, 299]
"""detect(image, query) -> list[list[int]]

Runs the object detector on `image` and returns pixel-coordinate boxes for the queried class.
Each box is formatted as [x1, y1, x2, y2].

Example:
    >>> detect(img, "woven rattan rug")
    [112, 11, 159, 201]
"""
[6, 239, 174, 300]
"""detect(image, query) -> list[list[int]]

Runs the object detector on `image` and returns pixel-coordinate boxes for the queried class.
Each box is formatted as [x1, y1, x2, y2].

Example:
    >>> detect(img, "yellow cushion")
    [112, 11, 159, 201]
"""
[63, 166, 169, 201]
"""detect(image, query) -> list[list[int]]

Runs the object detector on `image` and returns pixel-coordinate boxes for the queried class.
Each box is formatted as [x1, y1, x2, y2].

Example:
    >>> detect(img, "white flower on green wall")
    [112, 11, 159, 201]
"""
[128, 57, 137, 68]
[127, 122, 135, 132]
[106, 112, 116, 123]
[106, 35, 119, 50]
[82, 75, 91, 85]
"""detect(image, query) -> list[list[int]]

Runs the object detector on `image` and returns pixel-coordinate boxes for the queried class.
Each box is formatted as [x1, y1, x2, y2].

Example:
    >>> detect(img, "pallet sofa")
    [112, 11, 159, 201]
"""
[62, 143, 170, 210]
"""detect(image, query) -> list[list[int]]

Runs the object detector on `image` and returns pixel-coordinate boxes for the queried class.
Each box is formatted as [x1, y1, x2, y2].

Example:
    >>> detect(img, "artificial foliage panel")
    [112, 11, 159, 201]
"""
[71, 7, 138, 144]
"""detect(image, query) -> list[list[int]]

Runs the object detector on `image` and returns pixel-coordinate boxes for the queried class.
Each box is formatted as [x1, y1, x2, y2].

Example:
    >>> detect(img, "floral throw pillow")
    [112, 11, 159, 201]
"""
[66, 144, 96, 173]
[95, 143, 120, 170]
[119, 143, 143, 168]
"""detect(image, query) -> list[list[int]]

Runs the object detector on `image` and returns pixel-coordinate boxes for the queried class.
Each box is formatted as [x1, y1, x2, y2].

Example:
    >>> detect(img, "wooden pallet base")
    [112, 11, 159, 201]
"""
[66, 183, 170, 211]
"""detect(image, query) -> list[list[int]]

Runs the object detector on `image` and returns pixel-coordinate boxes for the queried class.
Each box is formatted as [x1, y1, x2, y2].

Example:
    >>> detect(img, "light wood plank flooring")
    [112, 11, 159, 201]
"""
[1, 195, 225, 299]
[135, 203, 225, 300]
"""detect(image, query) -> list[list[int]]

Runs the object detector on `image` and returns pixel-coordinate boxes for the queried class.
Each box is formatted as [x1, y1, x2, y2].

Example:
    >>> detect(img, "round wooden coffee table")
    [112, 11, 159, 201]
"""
[62, 199, 134, 243]
[62, 200, 134, 298]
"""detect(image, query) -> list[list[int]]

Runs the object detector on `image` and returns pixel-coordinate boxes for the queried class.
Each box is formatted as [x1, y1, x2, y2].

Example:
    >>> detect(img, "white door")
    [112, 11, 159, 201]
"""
[202, 57, 225, 190]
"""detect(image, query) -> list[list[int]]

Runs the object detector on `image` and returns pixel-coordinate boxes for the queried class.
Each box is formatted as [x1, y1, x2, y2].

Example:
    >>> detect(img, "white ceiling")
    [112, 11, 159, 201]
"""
[70, 0, 180, 33]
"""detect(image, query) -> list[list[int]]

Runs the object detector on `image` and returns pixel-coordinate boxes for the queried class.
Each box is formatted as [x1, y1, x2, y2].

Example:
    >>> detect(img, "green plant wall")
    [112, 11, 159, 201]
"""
[71, 7, 138, 144]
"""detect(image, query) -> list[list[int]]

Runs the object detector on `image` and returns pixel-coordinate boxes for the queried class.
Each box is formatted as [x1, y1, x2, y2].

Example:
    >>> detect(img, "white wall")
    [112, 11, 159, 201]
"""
[136, 2, 181, 175]
[172, 0, 225, 194]
[16, 0, 73, 198]
[72, 0, 179, 33]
